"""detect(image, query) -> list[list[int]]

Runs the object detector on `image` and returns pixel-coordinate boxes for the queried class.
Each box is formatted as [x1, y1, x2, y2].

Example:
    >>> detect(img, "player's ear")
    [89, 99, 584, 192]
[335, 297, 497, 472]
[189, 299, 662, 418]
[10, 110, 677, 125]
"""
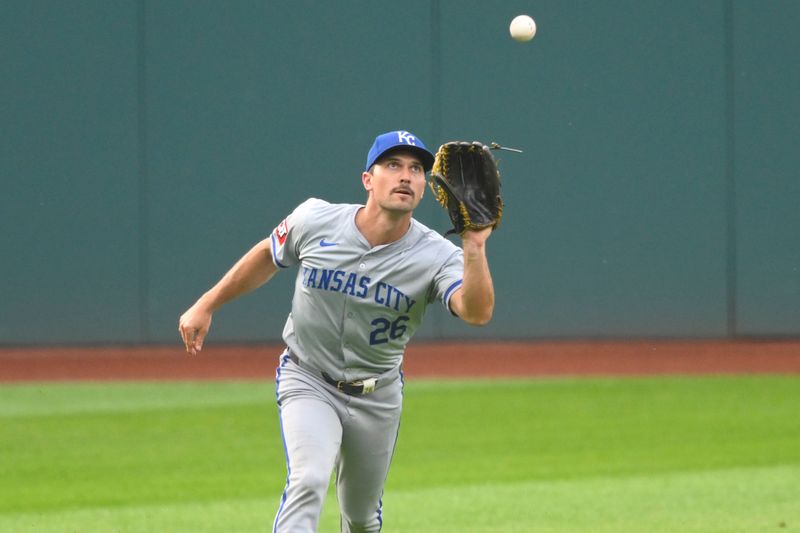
[362, 171, 373, 191]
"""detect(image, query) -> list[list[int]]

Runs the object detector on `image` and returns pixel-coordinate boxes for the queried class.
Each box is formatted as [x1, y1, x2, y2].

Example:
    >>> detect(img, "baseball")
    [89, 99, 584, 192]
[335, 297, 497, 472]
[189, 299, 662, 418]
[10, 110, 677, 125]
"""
[509, 15, 536, 42]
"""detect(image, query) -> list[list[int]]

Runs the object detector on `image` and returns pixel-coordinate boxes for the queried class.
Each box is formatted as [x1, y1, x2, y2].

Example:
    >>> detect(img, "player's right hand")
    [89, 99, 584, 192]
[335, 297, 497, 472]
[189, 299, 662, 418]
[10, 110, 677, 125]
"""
[178, 304, 213, 356]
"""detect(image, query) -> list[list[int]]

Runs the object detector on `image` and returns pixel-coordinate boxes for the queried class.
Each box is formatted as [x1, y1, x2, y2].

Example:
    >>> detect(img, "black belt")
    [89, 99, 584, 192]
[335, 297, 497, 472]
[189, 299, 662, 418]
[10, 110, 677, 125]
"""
[288, 353, 378, 396]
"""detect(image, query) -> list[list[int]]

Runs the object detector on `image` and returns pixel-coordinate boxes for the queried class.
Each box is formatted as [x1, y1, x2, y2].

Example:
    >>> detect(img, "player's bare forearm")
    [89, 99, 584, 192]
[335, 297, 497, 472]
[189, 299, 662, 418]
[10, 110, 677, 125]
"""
[178, 237, 277, 354]
[199, 238, 278, 311]
[451, 228, 494, 325]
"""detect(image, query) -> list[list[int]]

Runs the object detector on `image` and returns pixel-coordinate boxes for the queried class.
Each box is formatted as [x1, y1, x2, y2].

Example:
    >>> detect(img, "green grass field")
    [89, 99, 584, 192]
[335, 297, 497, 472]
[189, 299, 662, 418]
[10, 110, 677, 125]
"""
[1, 376, 799, 532]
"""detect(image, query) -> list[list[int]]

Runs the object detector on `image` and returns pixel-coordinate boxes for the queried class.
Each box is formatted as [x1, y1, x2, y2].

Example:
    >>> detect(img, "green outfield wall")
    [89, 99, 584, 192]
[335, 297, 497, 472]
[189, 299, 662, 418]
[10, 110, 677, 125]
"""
[2, 0, 798, 344]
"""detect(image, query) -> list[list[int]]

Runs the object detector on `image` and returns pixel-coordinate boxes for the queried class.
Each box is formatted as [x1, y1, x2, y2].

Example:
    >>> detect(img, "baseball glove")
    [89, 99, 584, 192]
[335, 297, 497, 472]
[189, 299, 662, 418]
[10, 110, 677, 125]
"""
[429, 141, 503, 235]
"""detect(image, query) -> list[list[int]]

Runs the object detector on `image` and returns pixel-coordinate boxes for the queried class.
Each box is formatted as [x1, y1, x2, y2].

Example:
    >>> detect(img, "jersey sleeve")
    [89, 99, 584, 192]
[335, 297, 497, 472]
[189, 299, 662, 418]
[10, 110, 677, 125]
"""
[270, 198, 323, 268]
[431, 246, 465, 312]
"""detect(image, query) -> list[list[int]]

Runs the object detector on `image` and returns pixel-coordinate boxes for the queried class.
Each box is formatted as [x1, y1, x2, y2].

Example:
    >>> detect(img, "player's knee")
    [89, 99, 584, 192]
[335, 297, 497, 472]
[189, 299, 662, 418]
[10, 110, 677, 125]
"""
[290, 468, 331, 497]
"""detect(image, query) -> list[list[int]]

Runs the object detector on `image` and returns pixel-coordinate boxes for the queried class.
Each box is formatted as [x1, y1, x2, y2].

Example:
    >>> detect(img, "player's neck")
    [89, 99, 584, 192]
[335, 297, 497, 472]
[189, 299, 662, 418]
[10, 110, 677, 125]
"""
[355, 205, 412, 247]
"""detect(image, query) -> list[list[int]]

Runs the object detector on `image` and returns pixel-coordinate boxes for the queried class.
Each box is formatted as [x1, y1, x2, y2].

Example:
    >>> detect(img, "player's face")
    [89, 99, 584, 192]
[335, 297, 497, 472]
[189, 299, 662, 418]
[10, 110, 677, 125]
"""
[363, 152, 426, 214]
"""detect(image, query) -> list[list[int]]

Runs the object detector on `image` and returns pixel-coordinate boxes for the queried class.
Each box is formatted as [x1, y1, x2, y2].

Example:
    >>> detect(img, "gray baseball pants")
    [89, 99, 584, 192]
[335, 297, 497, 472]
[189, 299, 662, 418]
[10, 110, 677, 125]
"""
[272, 353, 403, 532]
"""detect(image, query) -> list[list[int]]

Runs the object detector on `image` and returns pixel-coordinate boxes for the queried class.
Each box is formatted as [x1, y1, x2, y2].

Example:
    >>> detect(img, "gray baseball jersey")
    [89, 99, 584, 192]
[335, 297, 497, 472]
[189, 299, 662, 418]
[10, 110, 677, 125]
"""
[270, 198, 464, 381]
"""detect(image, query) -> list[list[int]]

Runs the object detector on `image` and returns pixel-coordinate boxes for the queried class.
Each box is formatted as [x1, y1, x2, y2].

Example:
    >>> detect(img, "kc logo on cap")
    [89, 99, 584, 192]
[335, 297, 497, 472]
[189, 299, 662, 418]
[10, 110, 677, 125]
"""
[365, 130, 435, 172]
[396, 131, 417, 146]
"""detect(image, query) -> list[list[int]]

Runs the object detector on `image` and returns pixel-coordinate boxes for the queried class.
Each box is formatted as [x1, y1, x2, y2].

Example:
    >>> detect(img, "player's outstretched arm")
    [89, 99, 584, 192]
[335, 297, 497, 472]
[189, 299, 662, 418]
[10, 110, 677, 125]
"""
[449, 227, 494, 326]
[178, 237, 278, 355]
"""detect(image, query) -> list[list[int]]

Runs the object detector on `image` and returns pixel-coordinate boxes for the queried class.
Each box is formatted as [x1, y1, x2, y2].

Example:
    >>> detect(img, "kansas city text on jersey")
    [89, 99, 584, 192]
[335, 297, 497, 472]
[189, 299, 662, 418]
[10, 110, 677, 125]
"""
[300, 266, 417, 313]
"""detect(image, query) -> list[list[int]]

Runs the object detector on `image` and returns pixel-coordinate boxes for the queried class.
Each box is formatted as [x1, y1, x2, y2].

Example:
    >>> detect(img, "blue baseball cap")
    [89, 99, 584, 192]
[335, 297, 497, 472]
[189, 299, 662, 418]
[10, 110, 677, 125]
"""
[365, 130, 435, 172]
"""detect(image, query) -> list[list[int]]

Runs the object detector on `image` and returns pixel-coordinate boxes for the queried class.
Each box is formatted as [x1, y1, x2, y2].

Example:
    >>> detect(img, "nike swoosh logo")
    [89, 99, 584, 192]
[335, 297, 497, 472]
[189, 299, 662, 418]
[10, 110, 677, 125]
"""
[319, 239, 339, 247]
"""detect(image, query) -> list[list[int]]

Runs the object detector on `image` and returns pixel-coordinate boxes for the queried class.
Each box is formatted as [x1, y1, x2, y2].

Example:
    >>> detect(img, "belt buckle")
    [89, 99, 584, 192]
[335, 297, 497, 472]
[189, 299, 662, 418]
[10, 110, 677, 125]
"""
[339, 378, 377, 395]
[361, 378, 377, 394]
[325, 372, 378, 396]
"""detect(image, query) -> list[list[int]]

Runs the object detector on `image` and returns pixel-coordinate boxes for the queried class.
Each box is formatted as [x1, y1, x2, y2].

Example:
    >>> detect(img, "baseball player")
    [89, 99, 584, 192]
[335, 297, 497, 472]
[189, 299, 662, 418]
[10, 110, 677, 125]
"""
[178, 130, 495, 532]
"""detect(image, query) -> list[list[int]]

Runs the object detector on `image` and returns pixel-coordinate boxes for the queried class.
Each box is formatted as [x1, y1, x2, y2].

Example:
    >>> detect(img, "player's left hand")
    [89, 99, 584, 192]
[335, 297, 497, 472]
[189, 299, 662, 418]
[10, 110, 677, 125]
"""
[429, 141, 503, 236]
